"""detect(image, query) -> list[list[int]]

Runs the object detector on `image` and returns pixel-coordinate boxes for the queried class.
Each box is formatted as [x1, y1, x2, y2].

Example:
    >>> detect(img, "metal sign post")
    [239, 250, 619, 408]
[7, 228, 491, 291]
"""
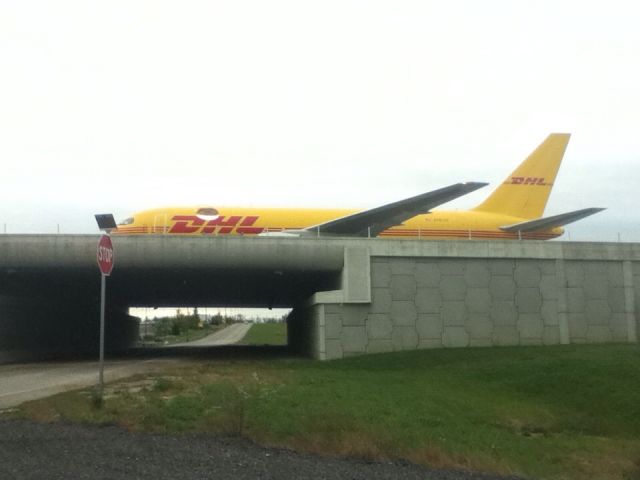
[98, 272, 106, 399]
[96, 234, 114, 401]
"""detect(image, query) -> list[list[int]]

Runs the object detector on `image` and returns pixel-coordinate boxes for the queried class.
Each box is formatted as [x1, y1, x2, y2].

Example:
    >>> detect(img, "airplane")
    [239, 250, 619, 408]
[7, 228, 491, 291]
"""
[114, 133, 604, 240]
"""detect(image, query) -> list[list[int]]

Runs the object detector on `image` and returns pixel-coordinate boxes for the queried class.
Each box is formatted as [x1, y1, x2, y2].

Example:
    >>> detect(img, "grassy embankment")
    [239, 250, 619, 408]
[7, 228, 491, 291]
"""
[237, 322, 287, 345]
[10, 344, 640, 480]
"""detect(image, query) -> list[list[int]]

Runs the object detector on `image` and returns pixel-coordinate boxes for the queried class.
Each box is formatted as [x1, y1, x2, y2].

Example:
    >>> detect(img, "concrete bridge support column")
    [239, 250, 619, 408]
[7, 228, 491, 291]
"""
[287, 304, 324, 359]
[288, 247, 371, 360]
[624, 261, 637, 342]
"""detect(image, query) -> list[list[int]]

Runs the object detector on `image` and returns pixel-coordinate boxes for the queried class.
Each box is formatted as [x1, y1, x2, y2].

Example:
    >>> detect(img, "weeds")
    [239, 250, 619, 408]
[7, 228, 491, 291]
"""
[152, 377, 175, 393]
[90, 388, 104, 410]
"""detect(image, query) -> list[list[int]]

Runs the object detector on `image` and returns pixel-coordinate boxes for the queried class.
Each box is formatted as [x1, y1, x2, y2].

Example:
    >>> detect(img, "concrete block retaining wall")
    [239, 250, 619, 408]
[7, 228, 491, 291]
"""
[301, 243, 640, 360]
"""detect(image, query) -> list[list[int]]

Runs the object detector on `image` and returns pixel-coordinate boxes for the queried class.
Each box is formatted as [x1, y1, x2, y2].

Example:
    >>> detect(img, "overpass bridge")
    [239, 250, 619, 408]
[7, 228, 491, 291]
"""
[1, 235, 639, 361]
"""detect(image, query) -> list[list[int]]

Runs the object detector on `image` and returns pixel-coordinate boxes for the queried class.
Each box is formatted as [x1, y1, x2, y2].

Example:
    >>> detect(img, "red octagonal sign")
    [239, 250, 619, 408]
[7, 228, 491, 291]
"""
[97, 235, 114, 276]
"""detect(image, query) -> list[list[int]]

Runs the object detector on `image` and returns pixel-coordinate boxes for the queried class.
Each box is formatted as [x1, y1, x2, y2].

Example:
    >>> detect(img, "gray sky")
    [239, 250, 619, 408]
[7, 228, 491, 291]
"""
[1, 0, 639, 241]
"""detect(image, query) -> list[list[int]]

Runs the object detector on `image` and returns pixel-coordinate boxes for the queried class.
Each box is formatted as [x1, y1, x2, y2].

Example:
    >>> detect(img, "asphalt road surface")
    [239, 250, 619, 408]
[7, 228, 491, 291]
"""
[0, 419, 527, 480]
[0, 359, 173, 409]
[172, 323, 252, 347]
[0, 323, 262, 410]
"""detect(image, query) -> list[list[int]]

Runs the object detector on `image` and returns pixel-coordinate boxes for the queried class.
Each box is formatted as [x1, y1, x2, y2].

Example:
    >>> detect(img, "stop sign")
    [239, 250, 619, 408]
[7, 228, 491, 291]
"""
[97, 235, 114, 276]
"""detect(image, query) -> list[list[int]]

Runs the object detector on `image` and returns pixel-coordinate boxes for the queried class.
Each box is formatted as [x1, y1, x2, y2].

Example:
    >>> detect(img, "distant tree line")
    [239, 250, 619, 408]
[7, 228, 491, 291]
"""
[146, 308, 287, 339]
[151, 309, 202, 337]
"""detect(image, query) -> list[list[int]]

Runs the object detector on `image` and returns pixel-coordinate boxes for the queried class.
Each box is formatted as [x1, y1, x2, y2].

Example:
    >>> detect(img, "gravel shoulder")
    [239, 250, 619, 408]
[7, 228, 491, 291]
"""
[0, 419, 526, 480]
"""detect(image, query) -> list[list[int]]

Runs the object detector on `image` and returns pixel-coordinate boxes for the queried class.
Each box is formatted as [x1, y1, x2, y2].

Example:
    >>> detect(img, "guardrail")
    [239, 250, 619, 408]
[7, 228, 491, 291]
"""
[1, 222, 636, 243]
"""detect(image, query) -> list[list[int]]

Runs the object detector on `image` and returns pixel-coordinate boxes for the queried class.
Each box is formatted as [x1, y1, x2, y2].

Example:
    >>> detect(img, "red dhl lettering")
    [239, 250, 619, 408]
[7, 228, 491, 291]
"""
[170, 215, 205, 233]
[508, 177, 547, 185]
[202, 215, 242, 234]
[168, 215, 264, 235]
[237, 216, 264, 234]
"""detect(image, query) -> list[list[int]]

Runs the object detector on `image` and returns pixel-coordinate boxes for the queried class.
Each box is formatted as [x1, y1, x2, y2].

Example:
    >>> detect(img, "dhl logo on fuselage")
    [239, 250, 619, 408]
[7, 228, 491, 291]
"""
[506, 177, 550, 186]
[169, 215, 265, 235]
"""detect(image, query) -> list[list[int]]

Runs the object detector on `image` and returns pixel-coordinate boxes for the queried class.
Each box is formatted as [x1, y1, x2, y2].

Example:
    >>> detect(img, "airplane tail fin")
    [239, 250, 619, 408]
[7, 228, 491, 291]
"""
[473, 133, 571, 219]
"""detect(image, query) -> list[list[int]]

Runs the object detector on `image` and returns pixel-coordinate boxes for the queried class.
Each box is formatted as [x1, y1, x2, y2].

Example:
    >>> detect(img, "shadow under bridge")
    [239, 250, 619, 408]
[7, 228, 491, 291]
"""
[0, 235, 346, 361]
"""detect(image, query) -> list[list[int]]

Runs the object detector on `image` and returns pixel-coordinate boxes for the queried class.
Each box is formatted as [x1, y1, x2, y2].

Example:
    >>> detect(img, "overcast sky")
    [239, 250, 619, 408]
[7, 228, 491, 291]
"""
[1, 0, 639, 241]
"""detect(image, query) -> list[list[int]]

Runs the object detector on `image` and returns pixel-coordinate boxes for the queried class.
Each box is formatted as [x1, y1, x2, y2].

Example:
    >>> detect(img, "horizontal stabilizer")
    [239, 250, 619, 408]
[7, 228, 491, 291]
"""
[500, 207, 605, 233]
[303, 182, 488, 237]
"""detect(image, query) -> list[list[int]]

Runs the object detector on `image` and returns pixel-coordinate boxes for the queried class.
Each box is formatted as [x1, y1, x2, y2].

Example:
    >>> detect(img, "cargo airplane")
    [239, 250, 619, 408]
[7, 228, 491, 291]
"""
[114, 134, 604, 240]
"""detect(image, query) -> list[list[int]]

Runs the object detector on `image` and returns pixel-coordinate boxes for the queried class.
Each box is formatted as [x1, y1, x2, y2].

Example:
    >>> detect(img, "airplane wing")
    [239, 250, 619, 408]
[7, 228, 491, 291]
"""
[500, 207, 605, 233]
[301, 182, 488, 237]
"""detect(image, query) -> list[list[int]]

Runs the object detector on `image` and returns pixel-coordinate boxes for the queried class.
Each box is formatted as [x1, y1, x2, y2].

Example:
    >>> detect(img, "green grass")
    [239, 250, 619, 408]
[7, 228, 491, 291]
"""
[13, 344, 640, 480]
[237, 322, 287, 345]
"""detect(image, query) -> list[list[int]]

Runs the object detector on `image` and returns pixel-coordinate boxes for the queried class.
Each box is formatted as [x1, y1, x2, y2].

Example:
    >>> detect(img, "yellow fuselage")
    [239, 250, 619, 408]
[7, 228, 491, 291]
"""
[114, 207, 562, 240]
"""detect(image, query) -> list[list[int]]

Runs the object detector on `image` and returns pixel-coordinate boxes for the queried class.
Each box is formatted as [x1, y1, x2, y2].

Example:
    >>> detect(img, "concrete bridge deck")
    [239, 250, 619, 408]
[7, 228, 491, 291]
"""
[1, 235, 639, 361]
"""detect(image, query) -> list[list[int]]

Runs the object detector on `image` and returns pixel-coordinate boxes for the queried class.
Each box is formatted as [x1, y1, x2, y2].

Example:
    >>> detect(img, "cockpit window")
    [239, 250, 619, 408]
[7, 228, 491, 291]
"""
[196, 208, 220, 221]
[197, 208, 219, 216]
[118, 217, 134, 226]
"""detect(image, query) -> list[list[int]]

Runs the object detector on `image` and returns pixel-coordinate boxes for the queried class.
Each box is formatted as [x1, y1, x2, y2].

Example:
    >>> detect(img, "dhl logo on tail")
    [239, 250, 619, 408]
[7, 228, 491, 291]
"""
[113, 133, 604, 240]
[507, 177, 549, 186]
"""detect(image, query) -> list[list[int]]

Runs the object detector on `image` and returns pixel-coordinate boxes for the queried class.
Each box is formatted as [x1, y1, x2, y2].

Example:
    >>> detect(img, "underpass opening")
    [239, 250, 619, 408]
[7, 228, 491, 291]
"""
[118, 265, 343, 360]
[121, 305, 297, 362]
[132, 306, 290, 348]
